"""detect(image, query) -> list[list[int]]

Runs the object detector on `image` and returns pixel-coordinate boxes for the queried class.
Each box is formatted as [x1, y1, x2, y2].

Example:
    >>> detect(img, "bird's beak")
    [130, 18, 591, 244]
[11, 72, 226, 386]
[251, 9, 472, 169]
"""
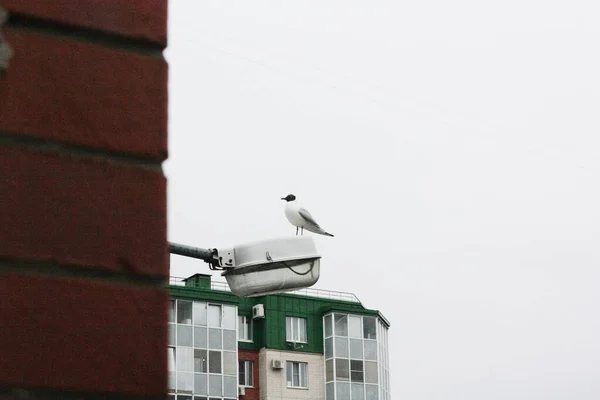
[280, 197, 286, 200]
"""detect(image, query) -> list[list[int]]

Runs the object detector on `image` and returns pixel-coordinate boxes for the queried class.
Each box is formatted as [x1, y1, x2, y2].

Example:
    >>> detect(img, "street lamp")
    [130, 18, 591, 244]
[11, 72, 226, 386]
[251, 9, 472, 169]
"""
[169, 236, 321, 297]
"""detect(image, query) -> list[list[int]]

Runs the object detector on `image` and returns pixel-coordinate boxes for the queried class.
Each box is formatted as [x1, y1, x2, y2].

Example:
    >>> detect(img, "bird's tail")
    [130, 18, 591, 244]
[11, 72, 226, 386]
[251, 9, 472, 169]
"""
[323, 232, 334, 237]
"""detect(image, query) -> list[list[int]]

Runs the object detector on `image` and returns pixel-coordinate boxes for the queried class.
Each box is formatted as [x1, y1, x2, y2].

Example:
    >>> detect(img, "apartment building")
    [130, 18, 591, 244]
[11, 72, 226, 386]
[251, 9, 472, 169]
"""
[167, 273, 390, 400]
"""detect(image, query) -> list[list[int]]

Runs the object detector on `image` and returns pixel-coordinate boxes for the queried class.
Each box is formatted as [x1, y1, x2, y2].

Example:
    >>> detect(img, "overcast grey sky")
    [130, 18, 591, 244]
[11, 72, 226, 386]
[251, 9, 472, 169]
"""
[164, 1, 600, 398]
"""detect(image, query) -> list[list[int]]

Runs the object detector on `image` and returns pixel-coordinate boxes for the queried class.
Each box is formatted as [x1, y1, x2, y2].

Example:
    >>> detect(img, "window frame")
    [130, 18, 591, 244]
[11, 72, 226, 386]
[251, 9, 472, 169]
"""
[168, 346, 176, 371]
[238, 315, 253, 342]
[286, 316, 308, 343]
[350, 359, 364, 382]
[207, 304, 222, 327]
[177, 300, 193, 325]
[169, 299, 240, 396]
[239, 360, 254, 387]
[323, 311, 388, 399]
[193, 348, 207, 373]
[286, 361, 308, 389]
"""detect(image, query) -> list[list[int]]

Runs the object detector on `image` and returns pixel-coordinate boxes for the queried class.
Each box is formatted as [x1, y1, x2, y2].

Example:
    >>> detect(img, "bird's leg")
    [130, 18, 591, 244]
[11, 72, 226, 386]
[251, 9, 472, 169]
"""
[301, 227, 304, 235]
[296, 226, 299, 236]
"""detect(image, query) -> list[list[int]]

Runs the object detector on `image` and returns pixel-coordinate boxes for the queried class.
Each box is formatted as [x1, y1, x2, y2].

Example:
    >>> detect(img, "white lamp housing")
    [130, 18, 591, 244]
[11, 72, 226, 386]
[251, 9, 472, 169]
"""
[221, 236, 321, 297]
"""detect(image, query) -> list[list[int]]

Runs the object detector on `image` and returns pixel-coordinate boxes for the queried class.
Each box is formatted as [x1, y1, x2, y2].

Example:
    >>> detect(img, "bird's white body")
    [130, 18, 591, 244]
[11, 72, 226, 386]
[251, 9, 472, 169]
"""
[284, 199, 334, 237]
[284, 201, 307, 227]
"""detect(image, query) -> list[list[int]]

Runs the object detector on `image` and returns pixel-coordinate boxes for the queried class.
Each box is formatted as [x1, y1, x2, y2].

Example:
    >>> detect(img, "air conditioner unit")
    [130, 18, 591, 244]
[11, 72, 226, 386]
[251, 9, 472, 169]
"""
[238, 386, 246, 396]
[271, 359, 283, 369]
[252, 304, 265, 319]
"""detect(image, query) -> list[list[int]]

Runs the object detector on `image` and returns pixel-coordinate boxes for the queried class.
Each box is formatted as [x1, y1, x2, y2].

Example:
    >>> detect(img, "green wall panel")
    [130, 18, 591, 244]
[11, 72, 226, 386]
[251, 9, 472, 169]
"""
[260, 293, 380, 354]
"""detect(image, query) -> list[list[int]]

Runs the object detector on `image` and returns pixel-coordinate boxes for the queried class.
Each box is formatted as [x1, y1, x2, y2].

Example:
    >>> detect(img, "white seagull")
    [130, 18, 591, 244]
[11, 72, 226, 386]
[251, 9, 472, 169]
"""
[281, 194, 334, 237]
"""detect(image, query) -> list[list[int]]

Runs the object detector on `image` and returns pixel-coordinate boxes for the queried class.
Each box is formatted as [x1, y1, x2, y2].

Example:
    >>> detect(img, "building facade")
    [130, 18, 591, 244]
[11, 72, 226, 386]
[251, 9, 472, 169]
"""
[167, 274, 390, 400]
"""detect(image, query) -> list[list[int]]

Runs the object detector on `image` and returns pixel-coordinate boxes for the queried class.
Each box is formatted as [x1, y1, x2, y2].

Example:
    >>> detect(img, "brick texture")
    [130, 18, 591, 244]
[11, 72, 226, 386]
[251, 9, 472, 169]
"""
[0, 147, 167, 277]
[0, 28, 168, 160]
[0, 1, 169, 398]
[1, 0, 167, 46]
[0, 273, 167, 396]
[239, 350, 260, 400]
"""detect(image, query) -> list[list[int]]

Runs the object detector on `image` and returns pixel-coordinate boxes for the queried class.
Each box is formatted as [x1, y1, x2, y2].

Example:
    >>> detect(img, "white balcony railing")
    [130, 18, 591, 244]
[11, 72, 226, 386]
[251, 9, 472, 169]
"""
[168, 276, 361, 303]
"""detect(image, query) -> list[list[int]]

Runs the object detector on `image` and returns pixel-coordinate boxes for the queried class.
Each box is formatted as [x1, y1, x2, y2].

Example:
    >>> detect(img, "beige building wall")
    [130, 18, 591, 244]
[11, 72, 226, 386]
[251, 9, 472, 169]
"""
[259, 348, 325, 400]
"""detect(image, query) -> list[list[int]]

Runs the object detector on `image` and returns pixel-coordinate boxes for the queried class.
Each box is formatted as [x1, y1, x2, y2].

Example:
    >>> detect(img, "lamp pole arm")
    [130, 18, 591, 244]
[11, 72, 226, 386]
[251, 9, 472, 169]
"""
[168, 242, 224, 270]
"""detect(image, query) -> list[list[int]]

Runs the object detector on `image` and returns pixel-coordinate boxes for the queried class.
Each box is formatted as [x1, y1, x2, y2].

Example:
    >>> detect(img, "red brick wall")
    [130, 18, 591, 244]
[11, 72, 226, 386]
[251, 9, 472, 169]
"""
[239, 349, 260, 400]
[0, 1, 168, 399]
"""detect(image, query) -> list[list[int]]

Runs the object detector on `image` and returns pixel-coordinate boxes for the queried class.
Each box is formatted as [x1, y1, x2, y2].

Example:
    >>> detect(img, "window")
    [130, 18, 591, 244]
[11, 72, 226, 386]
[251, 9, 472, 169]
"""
[351, 383, 364, 400]
[208, 350, 221, 373]
[209, 328, 222, 349]
[168, 371, 175, 392]
[350, 338, 363, 359]
[286, 361, 308, 388]
[178, 301, 192, 324]
[168, 324, 176, 346]
[366, 384, 378, 400]
[365, 361, 378, 384]
[208, 374, 221, 396]
[336, 382, 350, 400]
[238, 316, 252, 341]
[335, 337, 349, 358]
[239, 360, 254, 387]
[223, 351, 237, 376]
[351, 360, 364, 382]
[194, 326, 207, 348]
[334, 314, 348, 336]
[178, 325, 193, 347]
[177, 348, 193, 372]
[286, 317, 307, 343]
[168, 300, 175, 323]
[335, 358, 349, 381]
[364, 341, 377, 361]
[177, 372, 193, 392]
[324, 337, 333, 358]
[322, 312, 389, 399]
[224, 376, 237, 398]
[208, 304, 222, 327]
[170, 299, 240, 398]
[348, 315, 362, 338]
[325, 359, 334, 382]
[223, 329, 236, 350]
[324, 314, 333, 337]
[223, 305, 236, 330]
[194, 374, 207, 395]
[168, 347, 176, 371]
[363, 316, 377, 340]
[326, 382, 335, 400]
[193, 302, 207, 326]
[194, 349, 207, 373]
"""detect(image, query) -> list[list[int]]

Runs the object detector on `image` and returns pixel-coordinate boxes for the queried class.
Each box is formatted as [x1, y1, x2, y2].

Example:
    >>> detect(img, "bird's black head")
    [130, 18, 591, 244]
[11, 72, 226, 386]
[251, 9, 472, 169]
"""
[281, 194, 296, 202]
